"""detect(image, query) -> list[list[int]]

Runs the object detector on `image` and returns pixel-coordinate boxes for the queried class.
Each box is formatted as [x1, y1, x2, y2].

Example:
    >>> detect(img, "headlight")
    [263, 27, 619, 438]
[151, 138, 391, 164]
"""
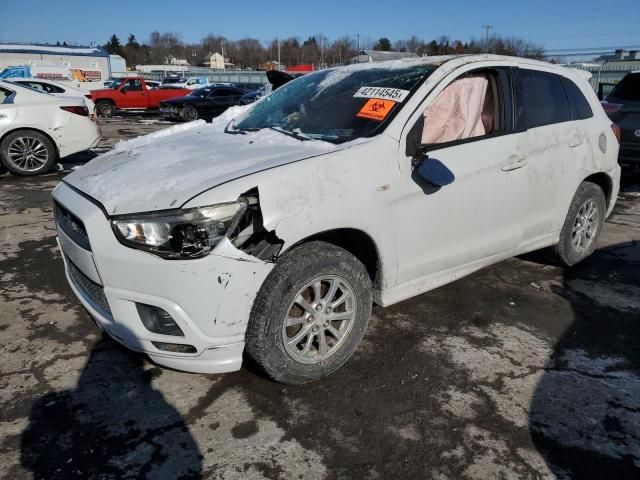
[111, 201, 246, 259]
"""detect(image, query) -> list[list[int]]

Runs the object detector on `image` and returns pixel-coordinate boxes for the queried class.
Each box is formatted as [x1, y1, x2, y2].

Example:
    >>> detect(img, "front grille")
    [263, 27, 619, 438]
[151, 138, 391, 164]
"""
[67, 260, 111, 315]
[55, 201, 91, 251]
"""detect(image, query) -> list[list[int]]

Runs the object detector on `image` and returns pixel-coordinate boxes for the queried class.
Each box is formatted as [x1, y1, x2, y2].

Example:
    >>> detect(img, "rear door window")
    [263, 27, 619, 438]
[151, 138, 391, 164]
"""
[561, 78, 593, 120]
[609, 73, 640, 102]
[514, 69, 571, 129]
[0, 87, 11, 103]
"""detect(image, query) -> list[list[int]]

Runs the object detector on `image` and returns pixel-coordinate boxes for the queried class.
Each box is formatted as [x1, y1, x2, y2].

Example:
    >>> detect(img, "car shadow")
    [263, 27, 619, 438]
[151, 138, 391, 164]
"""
[529, 239, 640, 479]
[19, 331, 203, 480]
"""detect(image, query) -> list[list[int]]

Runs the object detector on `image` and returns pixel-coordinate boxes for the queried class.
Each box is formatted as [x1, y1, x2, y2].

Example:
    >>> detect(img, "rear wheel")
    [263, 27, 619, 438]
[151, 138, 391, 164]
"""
[181, 105, 198, 122]
[245, 241, 373, 385]
[550, 181, 606, 266]
[95, 100, 115, 117]
[0, 130, 56, 176]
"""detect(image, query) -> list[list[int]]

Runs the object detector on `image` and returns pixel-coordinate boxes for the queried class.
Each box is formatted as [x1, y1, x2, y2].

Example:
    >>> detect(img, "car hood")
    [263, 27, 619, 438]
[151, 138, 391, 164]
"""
[63, 119, 341, 215]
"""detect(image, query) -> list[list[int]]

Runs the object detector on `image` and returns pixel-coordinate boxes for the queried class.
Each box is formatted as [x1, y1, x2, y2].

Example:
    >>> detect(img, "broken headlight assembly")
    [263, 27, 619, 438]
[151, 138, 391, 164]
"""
[111, 201, 246, 259]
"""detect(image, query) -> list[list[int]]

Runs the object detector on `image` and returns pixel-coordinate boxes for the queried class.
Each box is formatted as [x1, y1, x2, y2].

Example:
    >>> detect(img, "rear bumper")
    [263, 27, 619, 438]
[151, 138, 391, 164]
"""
[619, 141, 640, 169]
[57, 116, 101, 158]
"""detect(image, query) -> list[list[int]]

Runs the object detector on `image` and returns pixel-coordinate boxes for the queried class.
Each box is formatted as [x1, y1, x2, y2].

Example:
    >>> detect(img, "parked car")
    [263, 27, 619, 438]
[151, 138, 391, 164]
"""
[601, 71, 640, 171]
[90, 77, 191, 116]
[159, 86, 246, 121]
[144, 80, 161, 89]
[53, 55, 620, 384]
[0, 81, 100, 175]
[8, 78, 96, 114]
[239, 85, 269, 105]
[159, 77, 209, 90]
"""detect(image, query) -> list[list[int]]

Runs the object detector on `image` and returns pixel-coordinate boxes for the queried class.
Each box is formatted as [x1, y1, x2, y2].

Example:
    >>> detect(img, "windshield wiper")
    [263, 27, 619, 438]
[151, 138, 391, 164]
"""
[268, 125, 312, 142]
[224, 120, 258, 135]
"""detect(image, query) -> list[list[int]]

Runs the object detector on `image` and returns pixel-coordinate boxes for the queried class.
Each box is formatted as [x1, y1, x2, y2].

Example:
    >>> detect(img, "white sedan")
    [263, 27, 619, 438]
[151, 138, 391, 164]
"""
[0, 81, 101, 176]
[7, 78, 95, 114]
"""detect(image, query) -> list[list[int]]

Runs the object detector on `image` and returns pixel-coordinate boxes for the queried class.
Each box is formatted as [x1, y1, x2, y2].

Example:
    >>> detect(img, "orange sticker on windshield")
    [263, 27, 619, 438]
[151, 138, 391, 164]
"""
[356, 98, 396, 121]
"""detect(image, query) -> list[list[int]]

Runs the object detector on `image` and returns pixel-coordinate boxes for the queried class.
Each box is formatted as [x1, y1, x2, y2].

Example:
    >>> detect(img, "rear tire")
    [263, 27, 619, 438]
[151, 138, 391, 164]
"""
[95, 100, 115, 117]
[245, 241, 373, 385]
[0, 130, 57, 176]
[549, 181, 606, 266]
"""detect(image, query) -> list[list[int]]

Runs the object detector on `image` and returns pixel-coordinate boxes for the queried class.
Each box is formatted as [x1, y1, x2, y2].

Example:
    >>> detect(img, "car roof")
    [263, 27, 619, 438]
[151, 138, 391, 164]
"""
[340, 53, 566, 73]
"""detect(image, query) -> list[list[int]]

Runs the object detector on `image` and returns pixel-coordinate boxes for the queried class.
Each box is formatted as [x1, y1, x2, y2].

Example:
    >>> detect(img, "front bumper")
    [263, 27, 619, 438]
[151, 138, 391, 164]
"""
[52, 182, 273, 374]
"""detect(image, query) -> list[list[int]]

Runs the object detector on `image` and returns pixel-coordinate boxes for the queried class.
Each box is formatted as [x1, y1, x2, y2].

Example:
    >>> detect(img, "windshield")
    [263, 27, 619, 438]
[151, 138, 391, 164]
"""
[190, 87, 212, 97]
[235, 63, 435, 143]
[163, 78, 183, 84]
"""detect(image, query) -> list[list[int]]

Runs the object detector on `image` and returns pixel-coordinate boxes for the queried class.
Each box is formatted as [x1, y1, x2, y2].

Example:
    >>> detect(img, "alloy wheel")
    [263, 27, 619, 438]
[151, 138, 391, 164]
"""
[7, 136, 49, 172]
[282, 275, 356, 364]
[571, 199, 599, 253]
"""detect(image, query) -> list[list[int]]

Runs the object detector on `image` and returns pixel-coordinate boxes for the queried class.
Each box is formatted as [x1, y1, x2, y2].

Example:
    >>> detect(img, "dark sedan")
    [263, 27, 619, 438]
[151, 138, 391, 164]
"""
[159, 86, 246, 121]
[602, 71, 640, 172]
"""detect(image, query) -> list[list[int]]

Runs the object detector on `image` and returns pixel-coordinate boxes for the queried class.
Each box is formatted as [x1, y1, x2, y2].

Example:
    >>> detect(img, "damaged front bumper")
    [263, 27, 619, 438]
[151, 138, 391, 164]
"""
[52, 182, 273, 374]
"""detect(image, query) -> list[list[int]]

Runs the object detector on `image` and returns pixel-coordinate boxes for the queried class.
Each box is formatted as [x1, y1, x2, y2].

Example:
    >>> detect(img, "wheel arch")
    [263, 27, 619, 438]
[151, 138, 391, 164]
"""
[583, 172, 613, 209]
[0, 127, 60, 159]
[285, 228, 383, 290]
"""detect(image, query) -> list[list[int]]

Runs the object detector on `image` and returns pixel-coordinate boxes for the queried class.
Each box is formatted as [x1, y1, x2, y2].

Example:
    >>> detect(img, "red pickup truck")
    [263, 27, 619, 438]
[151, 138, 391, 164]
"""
[91, 77, 191, 116]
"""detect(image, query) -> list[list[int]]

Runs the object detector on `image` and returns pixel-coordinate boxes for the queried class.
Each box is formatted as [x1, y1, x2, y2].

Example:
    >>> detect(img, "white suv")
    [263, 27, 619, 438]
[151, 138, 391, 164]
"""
[52, 55, 620, 384]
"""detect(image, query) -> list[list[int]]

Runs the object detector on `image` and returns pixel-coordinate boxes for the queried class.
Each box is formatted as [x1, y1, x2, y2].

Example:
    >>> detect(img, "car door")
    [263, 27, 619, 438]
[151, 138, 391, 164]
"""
[507, 68, 575, 247]
[119, 79, 147, 108]
[395, 66, 525, 285]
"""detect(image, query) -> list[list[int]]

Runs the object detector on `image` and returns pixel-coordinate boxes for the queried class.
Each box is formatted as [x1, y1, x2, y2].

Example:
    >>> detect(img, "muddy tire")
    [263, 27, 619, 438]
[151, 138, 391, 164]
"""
[0, 130, 57, 176]
[245, 241, 373, 385]
[95, 100, 115, 117]
[549, 181, 606, 267]
[181, 105, 198, 122]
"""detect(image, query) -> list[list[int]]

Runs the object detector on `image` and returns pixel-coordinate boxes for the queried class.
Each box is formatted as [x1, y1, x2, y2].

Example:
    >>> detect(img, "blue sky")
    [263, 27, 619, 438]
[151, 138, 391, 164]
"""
[2, 0, 639, 52]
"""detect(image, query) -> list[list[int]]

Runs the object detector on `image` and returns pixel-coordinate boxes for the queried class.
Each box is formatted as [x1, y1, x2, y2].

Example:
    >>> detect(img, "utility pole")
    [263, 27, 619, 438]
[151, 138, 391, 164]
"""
[353, 34, 361, 63]
[277, 35, 281, 69]
[481, 25, 493, 53]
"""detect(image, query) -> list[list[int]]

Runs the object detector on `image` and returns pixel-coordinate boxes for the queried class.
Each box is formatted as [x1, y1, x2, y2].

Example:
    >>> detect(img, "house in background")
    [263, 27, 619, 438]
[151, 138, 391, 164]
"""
[207, 52, 235, 70]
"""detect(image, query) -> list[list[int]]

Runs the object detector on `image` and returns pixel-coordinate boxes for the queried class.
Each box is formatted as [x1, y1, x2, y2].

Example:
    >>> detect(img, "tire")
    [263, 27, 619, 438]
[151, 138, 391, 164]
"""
[245, 241, 373, 385]
[95, 100, 115, 117]
[181, 105, 198, 122]
[0, 130, 57, 176]
[549, 181, 606, 266]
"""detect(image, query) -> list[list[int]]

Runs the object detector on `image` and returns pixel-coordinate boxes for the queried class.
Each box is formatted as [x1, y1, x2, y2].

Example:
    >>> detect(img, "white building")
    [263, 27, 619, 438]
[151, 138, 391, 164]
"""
[0, 43, 114, 80]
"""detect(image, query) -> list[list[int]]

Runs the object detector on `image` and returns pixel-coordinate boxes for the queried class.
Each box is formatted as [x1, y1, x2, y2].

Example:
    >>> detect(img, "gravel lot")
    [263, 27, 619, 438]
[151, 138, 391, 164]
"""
[1, 114, 639, 479]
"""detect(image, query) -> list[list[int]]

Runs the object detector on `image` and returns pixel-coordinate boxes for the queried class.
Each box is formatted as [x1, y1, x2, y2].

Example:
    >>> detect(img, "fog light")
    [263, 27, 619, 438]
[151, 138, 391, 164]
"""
[152, 342, 197, 353]
[136, 303, 184, 336]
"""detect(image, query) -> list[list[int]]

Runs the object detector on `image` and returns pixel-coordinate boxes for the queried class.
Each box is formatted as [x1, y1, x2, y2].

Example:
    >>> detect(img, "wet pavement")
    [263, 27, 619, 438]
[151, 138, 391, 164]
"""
[1, 115, 639, 479]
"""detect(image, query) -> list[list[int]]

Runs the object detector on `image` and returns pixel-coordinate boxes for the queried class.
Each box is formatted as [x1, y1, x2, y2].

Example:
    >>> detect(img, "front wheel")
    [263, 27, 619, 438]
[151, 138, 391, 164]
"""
[550, 181, 606, 266]
[181, 105, 199, 122]
[245, 241, 373, 385]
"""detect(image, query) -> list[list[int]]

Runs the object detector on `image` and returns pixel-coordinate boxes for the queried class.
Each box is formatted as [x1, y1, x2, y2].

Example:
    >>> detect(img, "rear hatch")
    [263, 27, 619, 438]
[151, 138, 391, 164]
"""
[605, 72, 640, 166]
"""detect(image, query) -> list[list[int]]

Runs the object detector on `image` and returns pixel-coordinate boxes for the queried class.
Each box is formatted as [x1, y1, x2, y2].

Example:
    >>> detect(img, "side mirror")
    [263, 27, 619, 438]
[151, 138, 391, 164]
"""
[415, 158, 455, 188]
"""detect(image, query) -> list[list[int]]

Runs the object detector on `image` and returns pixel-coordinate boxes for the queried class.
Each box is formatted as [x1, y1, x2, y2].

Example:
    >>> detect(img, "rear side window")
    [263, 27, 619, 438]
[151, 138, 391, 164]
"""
[515, 69, 571, 129]
[561, 78, 593, 120]
[0, 87, 11, 103]
[609, 73, 640, 102]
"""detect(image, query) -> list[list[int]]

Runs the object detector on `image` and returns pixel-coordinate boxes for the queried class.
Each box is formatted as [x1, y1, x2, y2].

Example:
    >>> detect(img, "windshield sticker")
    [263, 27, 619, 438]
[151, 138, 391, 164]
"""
[354, 86, 410, 102]
[357, 99, 396, 122]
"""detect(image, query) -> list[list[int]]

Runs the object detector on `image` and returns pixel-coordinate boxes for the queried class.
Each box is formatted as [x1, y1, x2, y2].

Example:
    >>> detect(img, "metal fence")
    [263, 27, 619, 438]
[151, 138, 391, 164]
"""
[114, 68, 268, 85]
[568, 62, 636, 93]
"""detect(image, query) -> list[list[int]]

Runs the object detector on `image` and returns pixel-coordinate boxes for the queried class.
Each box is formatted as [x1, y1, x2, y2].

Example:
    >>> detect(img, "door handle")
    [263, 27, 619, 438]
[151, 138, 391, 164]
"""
[569, 136, 584, 148]
[0, 113, 6, 119]
[502, 155, 528, 171]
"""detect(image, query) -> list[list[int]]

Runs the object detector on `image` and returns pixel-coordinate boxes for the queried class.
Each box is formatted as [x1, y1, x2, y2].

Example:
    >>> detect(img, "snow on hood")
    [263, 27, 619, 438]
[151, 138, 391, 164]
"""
[64, 105, 338, 215]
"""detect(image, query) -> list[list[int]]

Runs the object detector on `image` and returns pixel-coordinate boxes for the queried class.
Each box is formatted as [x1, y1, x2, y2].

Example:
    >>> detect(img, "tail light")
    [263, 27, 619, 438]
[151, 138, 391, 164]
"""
[611, 123, 621, 144]
[60, 106, 89, 117]
[601, 101, 622, 114]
